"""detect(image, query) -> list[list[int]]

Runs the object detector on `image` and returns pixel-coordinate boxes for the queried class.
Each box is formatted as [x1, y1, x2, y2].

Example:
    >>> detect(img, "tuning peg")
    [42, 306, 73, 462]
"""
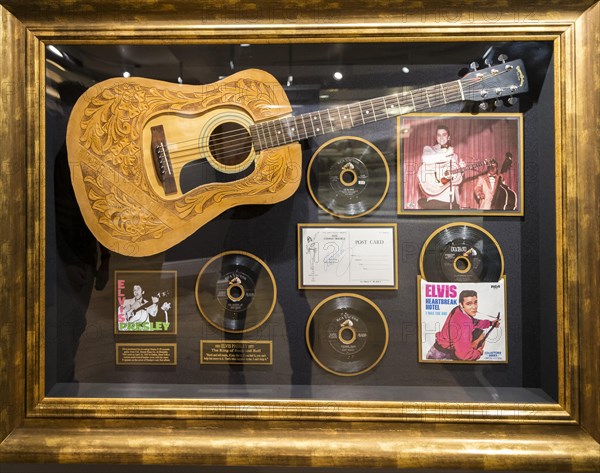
[479, 102, 489, 111]
[507, 96, 517, 105]
[494, 98, 503, 108]
[484, 57, 493, 67]
[498, 54, 508, 63]
[469, 61, 479, 71]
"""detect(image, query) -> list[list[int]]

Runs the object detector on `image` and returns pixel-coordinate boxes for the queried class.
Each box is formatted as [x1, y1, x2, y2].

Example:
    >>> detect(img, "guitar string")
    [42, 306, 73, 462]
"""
[164, 70, 509, 151]
[166, 92, 462, 169]
[162, 72, 514, 160]
[165, 89, 466, 165]
[165, 87, 462, 157]
[161, 70, 515, 153]
[166, 90, 468, 167]
[161, 75, 517, 167]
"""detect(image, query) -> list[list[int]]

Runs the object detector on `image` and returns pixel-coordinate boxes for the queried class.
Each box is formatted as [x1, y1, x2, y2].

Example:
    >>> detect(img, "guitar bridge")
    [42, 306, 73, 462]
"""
[150, 125, 177, 195]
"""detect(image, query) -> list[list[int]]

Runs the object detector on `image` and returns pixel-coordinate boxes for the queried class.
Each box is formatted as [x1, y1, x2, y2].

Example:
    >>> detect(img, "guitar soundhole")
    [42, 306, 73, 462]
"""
[208, 122, 253, 169]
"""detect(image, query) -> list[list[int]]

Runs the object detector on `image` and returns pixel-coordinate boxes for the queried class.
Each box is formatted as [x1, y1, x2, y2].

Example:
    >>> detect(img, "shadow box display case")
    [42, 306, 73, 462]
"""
[0, 0, 599, 470]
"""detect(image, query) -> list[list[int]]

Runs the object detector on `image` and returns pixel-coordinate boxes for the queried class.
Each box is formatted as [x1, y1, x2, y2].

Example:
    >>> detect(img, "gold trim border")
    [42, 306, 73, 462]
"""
[1, 0, 599, 468]
[305, 292, 389, 377]
[396, 112, 525, 216]
[194, 250, 277, 334]
[306, 135, 390, 219]
[297, 223, 398, 290]
[418, 221, 505, 280]
[416, 275, 509, 364]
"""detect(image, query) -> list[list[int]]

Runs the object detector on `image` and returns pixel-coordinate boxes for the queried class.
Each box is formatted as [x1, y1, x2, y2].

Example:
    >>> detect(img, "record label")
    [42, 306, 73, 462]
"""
[326, 312, 368, 356]
[195, 251, 276, 333]
[420, 223, 504, 282]
[307, 137, 390, 218]
[306, 293, 388, 376]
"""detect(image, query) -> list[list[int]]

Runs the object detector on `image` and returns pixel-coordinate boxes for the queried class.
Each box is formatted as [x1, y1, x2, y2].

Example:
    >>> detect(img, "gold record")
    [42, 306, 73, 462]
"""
[195, 251, 277, 333]
[306, 293, 389, 376]
[419, 222, 504, 282]
[307, 136, 390, 218]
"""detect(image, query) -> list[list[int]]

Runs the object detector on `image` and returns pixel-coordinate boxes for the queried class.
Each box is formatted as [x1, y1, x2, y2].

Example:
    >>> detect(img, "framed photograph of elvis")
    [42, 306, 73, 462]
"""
[417, 277, 508, 363]
[397, 113, 524, 216]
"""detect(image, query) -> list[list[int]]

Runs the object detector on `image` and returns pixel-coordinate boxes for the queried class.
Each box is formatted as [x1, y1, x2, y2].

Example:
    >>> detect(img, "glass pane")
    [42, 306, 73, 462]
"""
[44, 40, 557, 403]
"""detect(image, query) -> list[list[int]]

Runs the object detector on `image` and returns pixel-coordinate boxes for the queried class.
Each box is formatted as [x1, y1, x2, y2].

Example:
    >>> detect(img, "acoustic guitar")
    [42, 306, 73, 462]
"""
[417, 158, 492, 197]
[66, 59, 528, 256]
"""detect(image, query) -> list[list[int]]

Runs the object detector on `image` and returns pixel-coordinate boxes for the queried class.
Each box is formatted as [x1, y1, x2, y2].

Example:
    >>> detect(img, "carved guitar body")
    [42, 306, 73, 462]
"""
[66, 70, 301, 256]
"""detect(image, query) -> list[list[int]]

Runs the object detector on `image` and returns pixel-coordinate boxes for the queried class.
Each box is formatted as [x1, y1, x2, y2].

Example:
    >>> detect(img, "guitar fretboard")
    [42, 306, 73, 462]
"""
[250, 79, 464, 151]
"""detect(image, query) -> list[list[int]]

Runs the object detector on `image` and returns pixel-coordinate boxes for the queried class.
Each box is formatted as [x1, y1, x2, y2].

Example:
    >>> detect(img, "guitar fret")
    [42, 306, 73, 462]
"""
[299, 115, 309, 139]
[336, 107, 347, 129]
[251, 125, 264, 151]
[382, 97, 392, 118]
[272, 120, 281, 146]
[369, 100, 377, 120]
[309, 113, 316, 133]
[264, 121, 275, 147]
[316, 112, 325, 134]
[394, 94, 403, 112]
[259, 122, 268, 147]
[273, 120, 283, 145]
[399, 95, 409, 113]
[409, 90, 416, 111]
[440, 84, 448, 104]
[357, 102, 365, 124]
[326, 109, 337, 133]
[309, 113, 318, 136]
[346, 105, 355, 126]
[361, 100, 375, 123]
[283, 117, 292, 142]
[307, 113, 317, 136]
[451, 81, 463, 101]
[311, 112, 321, 134]
[375, 97, 389, 120]
[456, 79, 465, 100]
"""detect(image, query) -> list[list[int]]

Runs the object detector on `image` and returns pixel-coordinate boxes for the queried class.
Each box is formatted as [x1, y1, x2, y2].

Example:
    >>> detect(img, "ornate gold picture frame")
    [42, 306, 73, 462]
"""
[0, 1, 598, 470]
[397, 113, 524, 216]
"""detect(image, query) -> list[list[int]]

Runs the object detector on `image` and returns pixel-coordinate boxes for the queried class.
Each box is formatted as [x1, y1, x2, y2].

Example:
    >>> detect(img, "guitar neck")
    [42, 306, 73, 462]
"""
[447, 159, 490, 175]
[251, 79, 465, 151]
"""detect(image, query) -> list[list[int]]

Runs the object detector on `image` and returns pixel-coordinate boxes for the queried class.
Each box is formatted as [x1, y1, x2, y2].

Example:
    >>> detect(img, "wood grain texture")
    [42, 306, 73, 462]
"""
[0, 6, 26, 443]
[0, 419, 599, 470]
[0, 0, 597, 29]
[0, 0, 599, 468]
[574, 1, 600, 442]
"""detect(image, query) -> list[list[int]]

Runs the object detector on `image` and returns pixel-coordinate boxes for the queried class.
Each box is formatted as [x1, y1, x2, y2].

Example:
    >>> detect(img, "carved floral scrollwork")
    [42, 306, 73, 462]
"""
[78, 77, 281, 186]
[81, 162, 167, 242]
[175, 148, 297, 219]
[71, 72, 296, 248]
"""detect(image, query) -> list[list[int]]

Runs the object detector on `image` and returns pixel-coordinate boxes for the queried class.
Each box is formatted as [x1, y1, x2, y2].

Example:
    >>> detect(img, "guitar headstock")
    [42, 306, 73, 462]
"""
[459, 57, 528, 103]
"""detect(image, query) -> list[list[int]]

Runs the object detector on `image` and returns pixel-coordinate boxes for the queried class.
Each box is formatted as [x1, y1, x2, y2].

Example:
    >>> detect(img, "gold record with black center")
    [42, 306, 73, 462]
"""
[307, 136, 390, 218]
[306, 293, 389, 376]
[420, 222, 504, 283]
[195, 251, 276, 333]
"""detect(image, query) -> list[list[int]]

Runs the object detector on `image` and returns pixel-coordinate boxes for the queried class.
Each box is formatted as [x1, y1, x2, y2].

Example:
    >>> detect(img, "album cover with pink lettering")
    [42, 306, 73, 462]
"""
[114, 270, 177, 335]
[418, 277, 507, 363]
